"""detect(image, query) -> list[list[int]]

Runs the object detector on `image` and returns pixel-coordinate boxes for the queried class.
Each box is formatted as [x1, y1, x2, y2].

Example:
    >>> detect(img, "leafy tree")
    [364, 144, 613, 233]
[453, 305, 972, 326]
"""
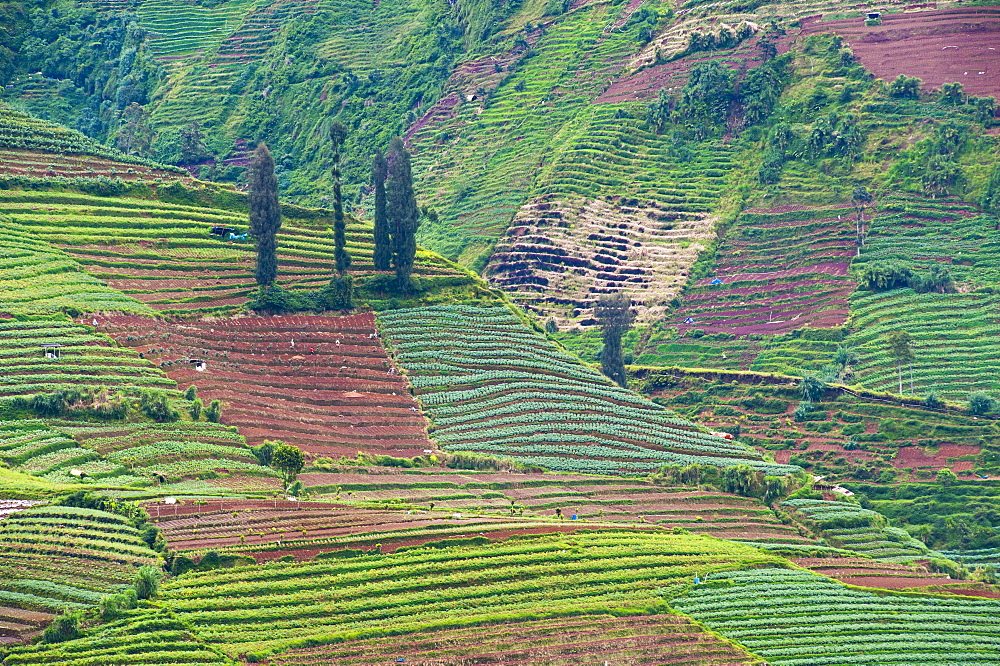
[938, 82, 964, 105]
[329, 121, 350, 276]
[594, 292, 633, 387]
[251, 440, 276, 466]
[936, 468, 958, 486]
[722, 464, 757, 496]
[923, 391, 944, 409]
[183, 385, 197, 401]
[189, 398, 202, 421]
[645, 88, 672, 134]
[969, 391, 997, 416]
[385, 137, 419, 292]
[271, 442, 305, 486]
[677, 61, 736, 131]
[971, 96, 997, 124]
[740, 54, 789, 126]
[178, 121, 211, 164]
[857, 261, 913, 291]
[888, 75, 921, 100]
[248, 142, 281, 286]
[115, 102, 154, 156]
[799, 374, 827, 402]
[372, 151, 391, 270]
[205, 399, 222, 423]
[887, 330, 915, 394]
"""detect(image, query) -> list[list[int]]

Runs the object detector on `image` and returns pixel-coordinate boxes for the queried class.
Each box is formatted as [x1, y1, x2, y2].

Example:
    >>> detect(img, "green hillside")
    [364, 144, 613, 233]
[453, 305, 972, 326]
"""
[2, 0, 1000, 662]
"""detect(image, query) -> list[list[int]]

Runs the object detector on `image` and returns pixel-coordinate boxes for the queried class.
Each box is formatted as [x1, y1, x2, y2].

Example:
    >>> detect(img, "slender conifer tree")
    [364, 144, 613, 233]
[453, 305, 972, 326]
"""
[248, 142, 280, 286]
[385, 137, 419, 291]
[329, 121, 350, 275]
[372, 151, 391, 271]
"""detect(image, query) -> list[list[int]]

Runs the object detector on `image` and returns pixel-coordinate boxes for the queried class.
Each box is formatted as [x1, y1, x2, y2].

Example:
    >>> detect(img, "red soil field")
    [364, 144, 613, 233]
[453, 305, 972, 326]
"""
[267, 614, 758, 666]
[801, 7, 1000, 99]
[893, 443, 979, 471]
[100, 313, 435, 458]
[793, 556, 987, 593]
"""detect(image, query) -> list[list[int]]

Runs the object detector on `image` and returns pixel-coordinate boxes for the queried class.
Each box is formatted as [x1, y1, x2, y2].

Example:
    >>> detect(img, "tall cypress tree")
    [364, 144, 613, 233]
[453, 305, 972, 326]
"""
[385, 137, 419, 292]
[594, 292, 634, 387]
[372, 151, 391, 271]
[329, 121, 350, 276]
[248, 142, 280, 286]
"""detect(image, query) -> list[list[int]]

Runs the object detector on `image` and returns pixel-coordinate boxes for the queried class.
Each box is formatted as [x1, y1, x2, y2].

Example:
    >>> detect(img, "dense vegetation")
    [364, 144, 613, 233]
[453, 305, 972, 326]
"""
[1, 0, 1000, 663]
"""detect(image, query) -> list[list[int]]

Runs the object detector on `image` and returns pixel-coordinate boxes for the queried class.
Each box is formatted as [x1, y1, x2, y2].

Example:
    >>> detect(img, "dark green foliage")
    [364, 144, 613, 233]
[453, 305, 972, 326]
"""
[330, 121, 351, 276]
[115, 103, 153, 156]
[41, 611, 82, 644]
[205, 399, 222, 423]
[888, 75, 921, 100]
[386, 137, 419, 292]
[6, 5, 162, 142]
[249, 142, 281, 286]
[139, 390, 179, 422]
[372, 151, 391, 270]
[938, 82, 964, 106]
[595, 292, 633, 387]
[740, 54, 790, 126]
[189, 398, 203, 421]
[251, 441, 274, 466]
[678, 61, 737, 133]
[178, 122, 212, 165]
[979, 164, 1000, 216]
[544, 318, 558, 334]
[655, 463, 801, 503]
[183, 385, 197, 401]
[923, 392, 944, 409]
[645, 89, 672, 134]
[799, 375, 827, 402]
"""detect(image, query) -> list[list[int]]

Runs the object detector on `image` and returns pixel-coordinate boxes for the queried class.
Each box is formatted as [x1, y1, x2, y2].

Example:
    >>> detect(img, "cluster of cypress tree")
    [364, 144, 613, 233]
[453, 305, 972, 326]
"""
[246, 129, 421, 313]
[373, 137, 419, 292]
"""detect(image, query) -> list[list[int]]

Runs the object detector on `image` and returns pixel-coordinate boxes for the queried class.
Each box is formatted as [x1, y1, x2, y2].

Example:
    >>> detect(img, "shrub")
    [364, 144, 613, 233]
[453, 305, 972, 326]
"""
[134, 565, 161, 599]
[888, 75, 921, 99]
[205, 399, 223, 423]
[183, 385, 197, 401]
[968, 391, 997, 416]
[799, 375, 827, 402]
[189, 398, 203, 421]
[140, 390, 179, 422]
[923, 392, 945, 409]
[41, 611, 83, 643]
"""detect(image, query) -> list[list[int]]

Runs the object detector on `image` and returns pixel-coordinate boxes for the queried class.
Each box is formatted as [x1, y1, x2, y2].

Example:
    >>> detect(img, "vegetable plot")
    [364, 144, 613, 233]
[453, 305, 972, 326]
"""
[674, 567, 1000, 665]
[378, 305, 798, 476]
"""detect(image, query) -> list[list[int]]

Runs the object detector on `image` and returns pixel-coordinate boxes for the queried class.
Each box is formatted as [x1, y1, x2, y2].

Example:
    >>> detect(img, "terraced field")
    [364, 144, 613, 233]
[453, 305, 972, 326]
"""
[799, 6, 1000, 100]
[847, 195, 1000, 399]
[410, 0, 662, 265]
[2, 609, 229, 664]
[299, 470, 814, 545]
[644, 371, 1000, 482]
[640, 204, 858, 372]
[674, 567, 1000, 666]
[379, 304, 798, 475]
[137, 0, 258, 58]
[103, 313, 433, 458]
[269, 613, 762, 665]
[0, 216, 150, 317]
[0, 190, 469, 315]
[793, 557, 977, 592]
[782, 498, 942, 561]
[0, 505, 160, 645]
[0, 103, 187, 184]
[157, 530, 782, 659]
[0, 320, 175, 402]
